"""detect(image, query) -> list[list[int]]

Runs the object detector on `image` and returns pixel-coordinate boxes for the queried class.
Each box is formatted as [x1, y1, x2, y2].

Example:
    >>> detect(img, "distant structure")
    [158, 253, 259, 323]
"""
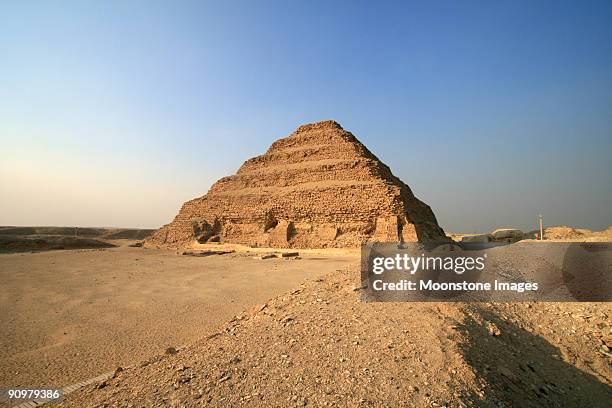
[147, 120, 447, 249]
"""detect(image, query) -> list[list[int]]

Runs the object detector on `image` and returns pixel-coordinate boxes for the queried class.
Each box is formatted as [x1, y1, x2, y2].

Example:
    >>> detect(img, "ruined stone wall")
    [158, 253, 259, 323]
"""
[146, 120, 447, 248]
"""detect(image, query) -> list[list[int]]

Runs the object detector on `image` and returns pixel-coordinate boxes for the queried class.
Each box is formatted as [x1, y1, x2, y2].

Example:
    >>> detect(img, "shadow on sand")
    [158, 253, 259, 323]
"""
[457, 306, 611, 407]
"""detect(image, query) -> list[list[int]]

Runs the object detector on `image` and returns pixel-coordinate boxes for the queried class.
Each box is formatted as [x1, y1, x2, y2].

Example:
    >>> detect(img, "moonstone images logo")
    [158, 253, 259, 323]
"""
[361, 242, 612, 302]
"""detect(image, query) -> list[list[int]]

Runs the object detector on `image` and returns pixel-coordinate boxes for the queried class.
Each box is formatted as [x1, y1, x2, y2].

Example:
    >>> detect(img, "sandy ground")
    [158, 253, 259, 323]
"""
[0, 246, 357, 390]
[55, 266, 611, 408]
[1, 239, 610, 407]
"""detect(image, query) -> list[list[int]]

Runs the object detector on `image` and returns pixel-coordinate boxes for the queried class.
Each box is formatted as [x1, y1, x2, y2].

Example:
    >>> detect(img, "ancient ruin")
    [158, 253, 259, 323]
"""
[146, 120, 447, 248]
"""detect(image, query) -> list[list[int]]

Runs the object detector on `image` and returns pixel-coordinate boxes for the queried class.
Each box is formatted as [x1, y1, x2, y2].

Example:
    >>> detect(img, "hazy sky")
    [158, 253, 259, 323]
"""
[1, 1, 611, 233]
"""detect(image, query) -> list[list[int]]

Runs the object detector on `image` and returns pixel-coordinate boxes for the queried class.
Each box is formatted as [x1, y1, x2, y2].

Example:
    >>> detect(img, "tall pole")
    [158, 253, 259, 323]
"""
[538, 214, 543, 241]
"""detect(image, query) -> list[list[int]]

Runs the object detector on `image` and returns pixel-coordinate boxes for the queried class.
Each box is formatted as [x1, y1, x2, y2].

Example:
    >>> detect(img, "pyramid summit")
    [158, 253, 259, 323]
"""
[147, 120, 447, 248]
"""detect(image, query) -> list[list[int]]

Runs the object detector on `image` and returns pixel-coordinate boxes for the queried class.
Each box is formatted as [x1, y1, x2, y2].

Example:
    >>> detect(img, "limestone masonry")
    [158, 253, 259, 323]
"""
[147, 120, 447, 248]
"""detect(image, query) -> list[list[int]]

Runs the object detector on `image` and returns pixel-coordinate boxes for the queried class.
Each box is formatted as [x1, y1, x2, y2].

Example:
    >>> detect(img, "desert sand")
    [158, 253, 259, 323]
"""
[1, 240, 610, 407]
[0, 226, 155, 253]
[0, 234, 610, 408]
[0, 244, 356, 391]
[53, 260, 611, 407]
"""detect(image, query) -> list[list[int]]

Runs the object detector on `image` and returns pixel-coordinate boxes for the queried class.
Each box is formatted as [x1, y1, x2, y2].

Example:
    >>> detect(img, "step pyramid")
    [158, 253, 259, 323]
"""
[147, 120, 447, 248]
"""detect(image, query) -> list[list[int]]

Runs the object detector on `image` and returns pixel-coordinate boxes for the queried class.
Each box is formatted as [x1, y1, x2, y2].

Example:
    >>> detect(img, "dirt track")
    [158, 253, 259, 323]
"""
[0, 246, 356, 389]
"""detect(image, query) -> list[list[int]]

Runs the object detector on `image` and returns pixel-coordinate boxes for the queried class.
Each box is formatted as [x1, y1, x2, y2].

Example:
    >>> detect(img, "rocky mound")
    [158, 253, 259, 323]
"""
[542, 226, 592, 240]
[147, 121, 446, 249]
[521, 226, 612, 241]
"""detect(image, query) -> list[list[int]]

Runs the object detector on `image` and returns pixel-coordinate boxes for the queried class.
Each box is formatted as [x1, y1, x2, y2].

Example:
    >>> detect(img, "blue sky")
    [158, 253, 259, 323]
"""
[1, 1, 611, 232]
